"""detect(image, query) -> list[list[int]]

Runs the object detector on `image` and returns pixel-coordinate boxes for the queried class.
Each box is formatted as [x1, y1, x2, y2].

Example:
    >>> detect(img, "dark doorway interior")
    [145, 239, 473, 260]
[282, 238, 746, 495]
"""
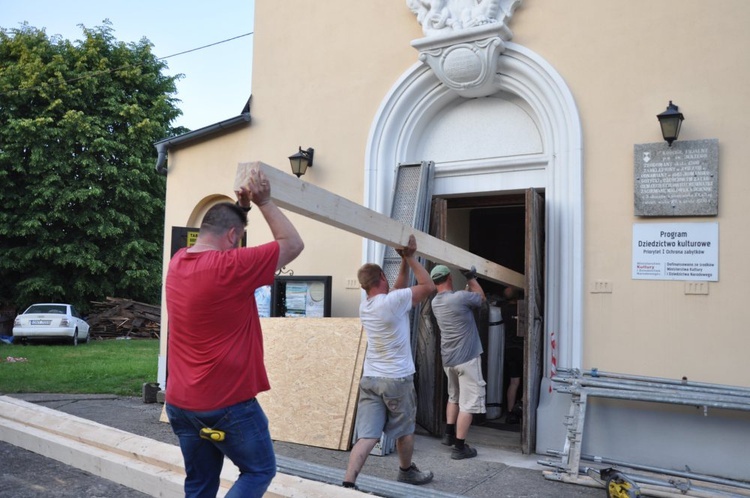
[449, 195, 528, 433]
[417, 192, 545, 444]
[469, 205, 526, 294]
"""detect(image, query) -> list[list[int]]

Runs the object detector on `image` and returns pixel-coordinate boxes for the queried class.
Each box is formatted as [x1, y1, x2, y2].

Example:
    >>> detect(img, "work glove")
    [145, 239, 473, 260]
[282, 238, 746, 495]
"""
[461, 266, 477, 280]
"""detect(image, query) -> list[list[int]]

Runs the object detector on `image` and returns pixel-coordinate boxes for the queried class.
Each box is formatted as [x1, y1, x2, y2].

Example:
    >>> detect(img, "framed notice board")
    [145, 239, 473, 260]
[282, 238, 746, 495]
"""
[271, 276, 332, 317]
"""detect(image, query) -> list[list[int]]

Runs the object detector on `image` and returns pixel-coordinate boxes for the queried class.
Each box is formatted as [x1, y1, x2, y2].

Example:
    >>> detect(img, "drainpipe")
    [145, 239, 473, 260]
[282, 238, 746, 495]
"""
[154, 143, 169, 175]
[153, 112, 251, 175]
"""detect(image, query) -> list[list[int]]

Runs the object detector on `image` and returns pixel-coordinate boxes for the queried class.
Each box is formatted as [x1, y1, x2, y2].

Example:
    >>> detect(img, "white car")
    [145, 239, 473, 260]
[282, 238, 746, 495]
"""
[12, 303, 91, 346]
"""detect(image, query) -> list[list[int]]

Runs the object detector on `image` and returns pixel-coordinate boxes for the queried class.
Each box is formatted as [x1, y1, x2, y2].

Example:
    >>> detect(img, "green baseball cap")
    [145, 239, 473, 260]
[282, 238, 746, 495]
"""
[430, 265, 451, 281]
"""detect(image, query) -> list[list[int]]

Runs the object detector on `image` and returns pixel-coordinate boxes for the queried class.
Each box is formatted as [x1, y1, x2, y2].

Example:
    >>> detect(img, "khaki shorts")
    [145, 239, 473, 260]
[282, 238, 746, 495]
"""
[353, 375, 417, 440]
[444, 356, 486, 414]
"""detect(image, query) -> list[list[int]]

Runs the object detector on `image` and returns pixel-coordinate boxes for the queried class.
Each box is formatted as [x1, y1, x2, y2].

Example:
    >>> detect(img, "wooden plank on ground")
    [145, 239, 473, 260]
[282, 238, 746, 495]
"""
[0, 396, 189, 497]
[0, 396, 362, 498]
[235, 161, 525, 289]
[258, 317, 365, 451]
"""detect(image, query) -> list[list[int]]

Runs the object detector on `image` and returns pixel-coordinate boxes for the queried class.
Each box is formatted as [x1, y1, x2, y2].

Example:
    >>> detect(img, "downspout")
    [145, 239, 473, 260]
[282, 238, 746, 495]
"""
[154, 143, 169, 175]
[153, 111, 251, 175]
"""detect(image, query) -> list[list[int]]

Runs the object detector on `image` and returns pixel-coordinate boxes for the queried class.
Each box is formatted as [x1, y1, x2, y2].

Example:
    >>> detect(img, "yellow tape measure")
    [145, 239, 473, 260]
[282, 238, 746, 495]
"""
[199, 428, 226, 442]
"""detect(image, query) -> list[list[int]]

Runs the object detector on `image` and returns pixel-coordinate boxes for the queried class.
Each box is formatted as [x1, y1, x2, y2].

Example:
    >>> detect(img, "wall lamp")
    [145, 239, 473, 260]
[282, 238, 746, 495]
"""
[656, 101, 684, 146]
[288, 146, 314, 178]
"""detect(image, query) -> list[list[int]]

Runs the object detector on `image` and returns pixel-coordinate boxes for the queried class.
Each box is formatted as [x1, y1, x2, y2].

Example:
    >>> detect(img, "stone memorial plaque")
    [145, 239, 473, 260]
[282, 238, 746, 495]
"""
[634, 139, 719, 216]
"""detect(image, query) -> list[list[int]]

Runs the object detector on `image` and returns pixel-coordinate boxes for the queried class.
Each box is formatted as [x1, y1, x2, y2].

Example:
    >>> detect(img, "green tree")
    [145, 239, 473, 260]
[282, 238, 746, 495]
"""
[0, 22, 184, 313]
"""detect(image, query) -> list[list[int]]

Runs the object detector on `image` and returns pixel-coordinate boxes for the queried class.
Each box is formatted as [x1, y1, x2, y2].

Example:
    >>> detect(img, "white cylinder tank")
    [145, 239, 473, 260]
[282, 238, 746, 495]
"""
[486, 305, 505, 419]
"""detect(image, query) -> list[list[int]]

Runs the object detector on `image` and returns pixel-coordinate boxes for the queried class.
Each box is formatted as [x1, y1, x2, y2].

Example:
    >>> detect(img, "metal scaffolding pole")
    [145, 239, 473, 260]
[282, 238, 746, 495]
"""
[556, 367, 750, 397]
[552, 379, 750, 410]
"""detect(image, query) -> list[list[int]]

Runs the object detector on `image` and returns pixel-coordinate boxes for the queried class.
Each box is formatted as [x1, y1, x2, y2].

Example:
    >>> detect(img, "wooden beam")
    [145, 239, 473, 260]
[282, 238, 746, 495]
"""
[0, 396, 362, 498]
[235, 162, 525, 289]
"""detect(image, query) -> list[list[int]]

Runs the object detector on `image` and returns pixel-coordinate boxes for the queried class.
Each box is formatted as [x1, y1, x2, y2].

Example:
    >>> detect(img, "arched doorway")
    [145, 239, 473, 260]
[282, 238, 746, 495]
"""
[364, 43, 583, 453]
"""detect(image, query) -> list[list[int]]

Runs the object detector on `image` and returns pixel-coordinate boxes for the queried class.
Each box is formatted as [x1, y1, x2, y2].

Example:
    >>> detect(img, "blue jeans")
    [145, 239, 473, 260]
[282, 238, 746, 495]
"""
[166, 398, 276, 498]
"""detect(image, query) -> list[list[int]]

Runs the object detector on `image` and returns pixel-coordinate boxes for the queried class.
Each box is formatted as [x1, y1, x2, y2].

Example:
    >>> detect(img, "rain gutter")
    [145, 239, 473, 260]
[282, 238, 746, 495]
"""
[154, 112, 251, 175]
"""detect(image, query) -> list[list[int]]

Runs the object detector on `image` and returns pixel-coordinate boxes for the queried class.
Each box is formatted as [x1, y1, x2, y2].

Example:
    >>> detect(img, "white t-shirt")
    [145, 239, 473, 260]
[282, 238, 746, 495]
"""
[359, 288, 415, 378]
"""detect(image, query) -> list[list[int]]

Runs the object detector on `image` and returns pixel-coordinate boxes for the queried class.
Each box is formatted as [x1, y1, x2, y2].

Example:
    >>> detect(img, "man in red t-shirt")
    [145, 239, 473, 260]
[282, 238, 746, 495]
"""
[165, 168, 303, 498]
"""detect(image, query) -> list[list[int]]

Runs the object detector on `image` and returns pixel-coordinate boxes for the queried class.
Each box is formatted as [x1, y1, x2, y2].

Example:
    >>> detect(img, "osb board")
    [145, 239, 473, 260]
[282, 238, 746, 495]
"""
[257, 317, 365, 451]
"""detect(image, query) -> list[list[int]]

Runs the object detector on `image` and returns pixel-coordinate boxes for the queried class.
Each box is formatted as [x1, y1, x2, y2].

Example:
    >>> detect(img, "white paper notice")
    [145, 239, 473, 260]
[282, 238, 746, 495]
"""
[632, 222, 718, 281]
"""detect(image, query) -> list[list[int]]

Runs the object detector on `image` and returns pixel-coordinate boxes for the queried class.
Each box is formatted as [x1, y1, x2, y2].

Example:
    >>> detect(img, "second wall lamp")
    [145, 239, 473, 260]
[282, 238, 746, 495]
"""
[656, 101, 684, 147]
[288, 146, 314, 177]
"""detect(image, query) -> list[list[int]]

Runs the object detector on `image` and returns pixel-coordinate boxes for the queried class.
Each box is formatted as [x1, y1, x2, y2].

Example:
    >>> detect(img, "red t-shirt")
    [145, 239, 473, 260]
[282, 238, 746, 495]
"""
[165, 242, 279, 410]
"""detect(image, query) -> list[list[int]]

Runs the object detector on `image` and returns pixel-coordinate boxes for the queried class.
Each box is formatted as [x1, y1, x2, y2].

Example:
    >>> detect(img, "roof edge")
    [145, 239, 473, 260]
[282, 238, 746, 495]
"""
[154, 111, 251, 175]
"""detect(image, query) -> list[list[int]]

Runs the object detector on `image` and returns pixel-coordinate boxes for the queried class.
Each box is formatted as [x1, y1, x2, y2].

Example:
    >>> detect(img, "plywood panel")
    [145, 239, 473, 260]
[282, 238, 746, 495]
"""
[258, 317, 365, 450]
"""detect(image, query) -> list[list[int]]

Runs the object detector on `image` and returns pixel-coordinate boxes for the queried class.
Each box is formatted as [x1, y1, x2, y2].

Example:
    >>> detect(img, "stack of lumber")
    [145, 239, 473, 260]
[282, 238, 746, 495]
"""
[87, 297, 160, 339]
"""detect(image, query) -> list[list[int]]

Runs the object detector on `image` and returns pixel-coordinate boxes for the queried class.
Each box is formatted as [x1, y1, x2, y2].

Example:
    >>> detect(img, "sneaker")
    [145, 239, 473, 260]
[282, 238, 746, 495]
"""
[451, 444, 478, 460]
[397, 463, 434, 485]
[441, 433, 455, 446]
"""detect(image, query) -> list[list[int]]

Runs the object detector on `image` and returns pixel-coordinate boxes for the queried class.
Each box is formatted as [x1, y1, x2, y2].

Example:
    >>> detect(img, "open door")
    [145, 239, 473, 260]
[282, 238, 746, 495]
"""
[415, 197, 447, 435]
[416, 191, 543, 447]
[522, 188, 545, 454]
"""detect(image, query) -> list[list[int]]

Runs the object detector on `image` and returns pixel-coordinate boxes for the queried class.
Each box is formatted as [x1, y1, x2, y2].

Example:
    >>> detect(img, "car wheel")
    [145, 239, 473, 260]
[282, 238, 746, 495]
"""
[84, 331, 91, 344]
[72, 330, 79, 346]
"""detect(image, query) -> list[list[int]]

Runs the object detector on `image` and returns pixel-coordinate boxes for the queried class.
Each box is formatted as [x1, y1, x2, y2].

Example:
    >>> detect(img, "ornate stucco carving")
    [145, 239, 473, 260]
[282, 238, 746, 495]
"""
[407, 0, 522, 98]
[407, 0, 520, 36]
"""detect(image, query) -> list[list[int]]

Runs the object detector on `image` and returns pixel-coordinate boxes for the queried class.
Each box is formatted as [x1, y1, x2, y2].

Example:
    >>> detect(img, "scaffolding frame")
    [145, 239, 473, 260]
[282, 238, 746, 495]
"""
[539, 368, 750, 497]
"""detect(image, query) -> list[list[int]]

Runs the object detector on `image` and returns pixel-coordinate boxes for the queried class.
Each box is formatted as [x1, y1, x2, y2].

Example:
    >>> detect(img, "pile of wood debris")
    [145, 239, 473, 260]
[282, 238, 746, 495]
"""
[87, 297, 160, 339]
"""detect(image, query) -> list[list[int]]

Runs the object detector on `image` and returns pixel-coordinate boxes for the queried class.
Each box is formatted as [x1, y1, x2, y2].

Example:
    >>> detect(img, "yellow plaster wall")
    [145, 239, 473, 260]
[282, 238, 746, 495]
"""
[244, 0, 423, 318]
[158, 2, 422, 362]
[511, 0, 750, 383]
[161, 3, 423, 327]
[161, 1, 750, 386]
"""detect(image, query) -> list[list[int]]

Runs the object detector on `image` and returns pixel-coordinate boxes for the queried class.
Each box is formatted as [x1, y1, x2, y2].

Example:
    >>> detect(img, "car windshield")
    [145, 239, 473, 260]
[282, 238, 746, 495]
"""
[26, 305, 67, 314]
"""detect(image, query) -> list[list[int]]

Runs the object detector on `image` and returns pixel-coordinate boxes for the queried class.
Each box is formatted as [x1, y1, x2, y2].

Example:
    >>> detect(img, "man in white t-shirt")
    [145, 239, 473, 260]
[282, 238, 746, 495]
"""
[342, 235, 435, 489]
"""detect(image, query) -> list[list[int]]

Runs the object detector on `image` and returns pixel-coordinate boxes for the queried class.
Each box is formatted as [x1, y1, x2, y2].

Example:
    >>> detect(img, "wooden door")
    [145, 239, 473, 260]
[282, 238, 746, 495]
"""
[415, 297, 445, 434]
[522, 188, 545, 454]
[414, 197, 447, 435]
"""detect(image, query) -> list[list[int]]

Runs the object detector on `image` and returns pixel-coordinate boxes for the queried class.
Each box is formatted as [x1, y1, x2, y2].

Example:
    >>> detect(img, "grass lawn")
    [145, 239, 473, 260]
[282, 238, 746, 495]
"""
[0, 339, 160, 397]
